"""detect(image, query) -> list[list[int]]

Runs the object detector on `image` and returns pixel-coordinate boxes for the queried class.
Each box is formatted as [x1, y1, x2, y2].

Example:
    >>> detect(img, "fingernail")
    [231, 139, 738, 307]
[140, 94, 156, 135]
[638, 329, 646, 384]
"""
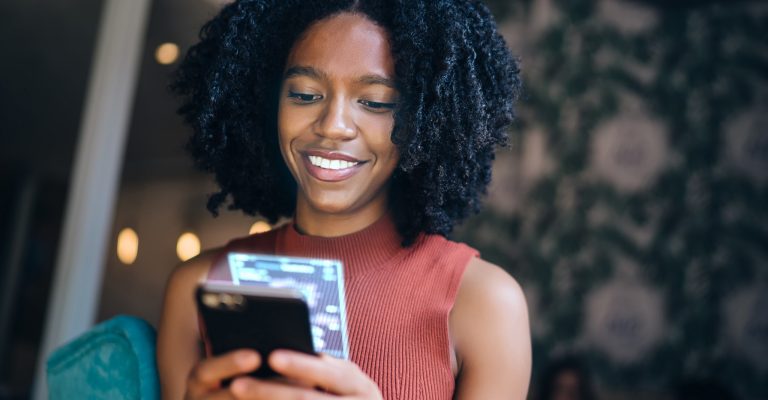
[231, 378, 250, 394]
[236, 351, 259, 368]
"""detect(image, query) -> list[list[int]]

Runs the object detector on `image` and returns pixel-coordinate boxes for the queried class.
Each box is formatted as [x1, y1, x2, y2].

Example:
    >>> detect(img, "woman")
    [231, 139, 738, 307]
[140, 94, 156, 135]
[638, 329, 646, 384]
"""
[158, 1, 530, 399]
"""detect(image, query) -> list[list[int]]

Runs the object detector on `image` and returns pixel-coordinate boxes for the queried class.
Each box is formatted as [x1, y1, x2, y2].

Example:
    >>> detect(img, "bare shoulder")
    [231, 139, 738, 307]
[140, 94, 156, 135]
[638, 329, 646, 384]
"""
[167, 248, 221, 288]
[451, 257, 531, 400]
[452, 257, 529, 347]
[455, 257, 527, 318]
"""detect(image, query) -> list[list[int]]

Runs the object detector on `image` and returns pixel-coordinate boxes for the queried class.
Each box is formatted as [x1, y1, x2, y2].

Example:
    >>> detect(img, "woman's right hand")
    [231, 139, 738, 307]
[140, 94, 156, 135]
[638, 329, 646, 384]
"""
[185, 349, 261, 400]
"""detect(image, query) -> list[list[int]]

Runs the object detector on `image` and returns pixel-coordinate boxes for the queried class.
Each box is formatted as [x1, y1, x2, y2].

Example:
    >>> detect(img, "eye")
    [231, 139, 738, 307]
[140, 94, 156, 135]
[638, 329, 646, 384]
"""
[288, 91, 323, 104]
[358, 99, 397, 112]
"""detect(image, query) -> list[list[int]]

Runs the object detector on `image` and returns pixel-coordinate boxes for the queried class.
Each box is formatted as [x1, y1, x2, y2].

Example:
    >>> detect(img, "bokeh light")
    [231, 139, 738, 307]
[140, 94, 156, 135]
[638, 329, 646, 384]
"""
[176, 232, 200, 262]
[116, 227, 139, 265]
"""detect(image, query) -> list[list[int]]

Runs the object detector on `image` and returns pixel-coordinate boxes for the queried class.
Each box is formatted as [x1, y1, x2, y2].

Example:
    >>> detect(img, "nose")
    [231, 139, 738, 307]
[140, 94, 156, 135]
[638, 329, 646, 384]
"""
[316, 95, 356, 140]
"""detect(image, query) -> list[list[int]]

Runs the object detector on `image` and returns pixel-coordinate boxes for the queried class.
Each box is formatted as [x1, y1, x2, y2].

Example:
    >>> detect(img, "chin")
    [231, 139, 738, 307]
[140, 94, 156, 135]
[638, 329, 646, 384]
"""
[307, 196, 358, 215]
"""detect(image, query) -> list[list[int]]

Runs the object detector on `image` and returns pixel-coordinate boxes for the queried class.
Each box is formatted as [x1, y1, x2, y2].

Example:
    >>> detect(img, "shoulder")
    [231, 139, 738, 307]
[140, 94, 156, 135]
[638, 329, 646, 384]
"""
[455, 257, 527, 316]
[450, 257, 531, 399]
[165, 247, 222, 292]
[160, 247, 223, 327]
[452, 258, 529, 349]
[162, 245, 233, 313]
[415, 233, 480, 264]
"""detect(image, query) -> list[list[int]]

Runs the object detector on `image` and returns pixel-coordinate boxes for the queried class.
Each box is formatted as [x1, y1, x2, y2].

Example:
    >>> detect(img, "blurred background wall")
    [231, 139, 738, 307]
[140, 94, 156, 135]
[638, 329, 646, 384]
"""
[460, 1, 768, 399]
[0, 0, 766, 399]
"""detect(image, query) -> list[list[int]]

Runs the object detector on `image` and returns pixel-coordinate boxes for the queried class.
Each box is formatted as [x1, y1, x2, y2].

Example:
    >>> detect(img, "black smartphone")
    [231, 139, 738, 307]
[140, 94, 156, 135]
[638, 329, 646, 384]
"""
[195, 282, 316, 378]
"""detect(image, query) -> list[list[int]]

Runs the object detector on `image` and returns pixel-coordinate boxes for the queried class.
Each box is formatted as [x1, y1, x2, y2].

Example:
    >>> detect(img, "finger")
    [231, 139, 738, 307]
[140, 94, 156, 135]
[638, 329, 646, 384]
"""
[229, 377, 336, 400]
[268, 350, 371, 395]
[188, 350, 261, 392]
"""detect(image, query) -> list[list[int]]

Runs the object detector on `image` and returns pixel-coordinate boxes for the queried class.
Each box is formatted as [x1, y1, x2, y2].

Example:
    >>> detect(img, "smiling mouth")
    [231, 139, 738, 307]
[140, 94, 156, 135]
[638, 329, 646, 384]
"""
[307, 155, 360, 170]
[300, 151, 367, 182]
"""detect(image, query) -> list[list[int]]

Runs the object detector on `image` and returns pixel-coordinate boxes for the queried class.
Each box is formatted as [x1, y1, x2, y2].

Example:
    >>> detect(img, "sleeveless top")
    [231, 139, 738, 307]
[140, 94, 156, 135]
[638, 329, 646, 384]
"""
[207, 214, 479, 400]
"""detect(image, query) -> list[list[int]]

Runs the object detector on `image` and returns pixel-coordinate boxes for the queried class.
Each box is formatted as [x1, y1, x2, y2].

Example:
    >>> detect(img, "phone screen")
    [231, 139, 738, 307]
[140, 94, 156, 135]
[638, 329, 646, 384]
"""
[227, 252, 349, 359]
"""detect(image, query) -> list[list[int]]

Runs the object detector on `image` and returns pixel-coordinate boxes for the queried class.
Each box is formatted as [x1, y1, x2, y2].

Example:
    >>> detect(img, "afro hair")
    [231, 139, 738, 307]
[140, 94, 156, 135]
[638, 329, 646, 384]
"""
[171, 0, 521, 245]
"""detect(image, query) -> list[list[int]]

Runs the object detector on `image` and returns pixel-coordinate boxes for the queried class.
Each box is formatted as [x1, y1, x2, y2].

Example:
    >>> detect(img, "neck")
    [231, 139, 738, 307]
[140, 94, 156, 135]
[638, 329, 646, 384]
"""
[294, 195, 389, 237]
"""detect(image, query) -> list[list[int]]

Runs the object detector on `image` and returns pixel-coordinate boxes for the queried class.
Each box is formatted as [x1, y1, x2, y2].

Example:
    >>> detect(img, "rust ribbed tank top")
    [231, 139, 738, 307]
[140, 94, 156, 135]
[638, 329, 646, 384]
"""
[208, 214, 479, 399]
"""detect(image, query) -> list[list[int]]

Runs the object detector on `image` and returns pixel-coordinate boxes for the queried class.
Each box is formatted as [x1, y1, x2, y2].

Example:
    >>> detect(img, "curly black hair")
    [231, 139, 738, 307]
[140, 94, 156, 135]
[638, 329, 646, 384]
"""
[171, 0, 521, 245]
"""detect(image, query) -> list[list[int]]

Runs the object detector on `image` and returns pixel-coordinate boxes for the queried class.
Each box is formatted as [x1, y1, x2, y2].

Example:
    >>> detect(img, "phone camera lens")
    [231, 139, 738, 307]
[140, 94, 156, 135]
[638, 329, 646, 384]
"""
[202, 293, 219, 308]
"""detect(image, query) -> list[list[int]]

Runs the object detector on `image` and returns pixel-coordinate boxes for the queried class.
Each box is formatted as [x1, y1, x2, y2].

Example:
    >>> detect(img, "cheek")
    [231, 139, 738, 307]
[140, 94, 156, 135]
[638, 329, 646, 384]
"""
[278, 98, 320, 139]
[277, 103, 304, 157]
[372, 123, 398, 168]
[276, 102, 291, 143]
[381, 142, 399, 170]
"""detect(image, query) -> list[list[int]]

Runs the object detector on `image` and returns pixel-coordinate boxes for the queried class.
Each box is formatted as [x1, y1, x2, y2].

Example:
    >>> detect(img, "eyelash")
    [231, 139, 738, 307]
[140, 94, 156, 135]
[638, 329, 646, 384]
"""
[287, 91, 322, 103]
[287, 91, 397, 112]
[359, 100, 397, 111]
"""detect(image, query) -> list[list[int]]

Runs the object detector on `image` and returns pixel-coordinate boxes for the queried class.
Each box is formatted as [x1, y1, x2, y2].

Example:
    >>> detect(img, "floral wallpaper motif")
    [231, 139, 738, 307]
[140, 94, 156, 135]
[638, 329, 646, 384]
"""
[457, 1, 768, 398]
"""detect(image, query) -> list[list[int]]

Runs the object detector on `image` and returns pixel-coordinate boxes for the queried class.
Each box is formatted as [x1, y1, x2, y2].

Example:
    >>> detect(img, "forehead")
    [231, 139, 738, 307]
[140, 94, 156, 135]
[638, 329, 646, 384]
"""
[284, 13, 395, 79]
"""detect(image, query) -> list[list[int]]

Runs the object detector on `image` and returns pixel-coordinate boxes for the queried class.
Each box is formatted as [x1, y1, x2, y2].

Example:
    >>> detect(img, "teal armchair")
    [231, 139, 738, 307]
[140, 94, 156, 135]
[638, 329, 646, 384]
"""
[46, 315, 160, 400]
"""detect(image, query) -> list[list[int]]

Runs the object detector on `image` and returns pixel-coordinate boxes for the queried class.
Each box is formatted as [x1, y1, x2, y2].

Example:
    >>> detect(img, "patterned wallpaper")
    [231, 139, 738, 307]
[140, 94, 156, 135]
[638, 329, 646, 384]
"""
[456, 1, 768, 398]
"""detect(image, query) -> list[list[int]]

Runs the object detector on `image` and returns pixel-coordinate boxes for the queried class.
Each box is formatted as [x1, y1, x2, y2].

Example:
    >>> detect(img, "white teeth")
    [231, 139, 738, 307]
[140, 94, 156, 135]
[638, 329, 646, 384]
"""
[308, 155, 359, 170]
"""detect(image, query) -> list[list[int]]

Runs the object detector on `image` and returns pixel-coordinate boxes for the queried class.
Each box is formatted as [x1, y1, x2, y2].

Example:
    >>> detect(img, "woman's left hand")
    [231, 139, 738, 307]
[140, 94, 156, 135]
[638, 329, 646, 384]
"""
[228, 350, 383, 399]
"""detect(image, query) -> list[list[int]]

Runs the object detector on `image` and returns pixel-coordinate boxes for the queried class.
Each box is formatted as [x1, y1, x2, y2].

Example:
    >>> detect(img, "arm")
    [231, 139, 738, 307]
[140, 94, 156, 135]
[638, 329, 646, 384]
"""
[157, 247, 382, 400]
[156, 249, 220, 400]
[450, 257, 532, 400]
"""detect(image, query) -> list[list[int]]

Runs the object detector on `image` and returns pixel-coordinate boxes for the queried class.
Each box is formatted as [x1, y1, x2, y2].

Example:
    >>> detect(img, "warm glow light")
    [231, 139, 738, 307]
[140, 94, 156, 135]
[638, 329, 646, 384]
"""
[176, 232, 201, 262]
[249, 221, 272, 235]
[203, 0, 235, 7]
[117, 228, 139, 265]
[155, 42, 179, 65]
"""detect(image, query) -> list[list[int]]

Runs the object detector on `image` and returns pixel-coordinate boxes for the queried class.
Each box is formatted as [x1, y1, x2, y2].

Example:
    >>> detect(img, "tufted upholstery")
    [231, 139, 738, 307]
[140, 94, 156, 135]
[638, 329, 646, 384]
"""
[46, 315, 159, 400]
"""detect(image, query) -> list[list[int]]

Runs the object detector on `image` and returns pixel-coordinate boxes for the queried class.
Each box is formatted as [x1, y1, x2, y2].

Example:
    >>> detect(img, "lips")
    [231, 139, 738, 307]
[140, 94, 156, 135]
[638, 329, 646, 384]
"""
[300, 149, 367, 182]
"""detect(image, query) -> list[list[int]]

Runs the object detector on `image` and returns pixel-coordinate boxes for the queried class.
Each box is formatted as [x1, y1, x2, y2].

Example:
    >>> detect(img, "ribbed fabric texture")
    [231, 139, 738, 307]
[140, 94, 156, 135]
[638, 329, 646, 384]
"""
[208, 214, 479, 399]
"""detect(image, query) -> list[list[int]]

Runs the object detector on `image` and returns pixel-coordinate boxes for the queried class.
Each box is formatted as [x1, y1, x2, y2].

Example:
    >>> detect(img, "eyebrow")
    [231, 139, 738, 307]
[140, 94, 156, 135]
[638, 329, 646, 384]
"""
[357, 74, 397, 89]
[283, 65, 397, 89]
[284, 65, 327, 81]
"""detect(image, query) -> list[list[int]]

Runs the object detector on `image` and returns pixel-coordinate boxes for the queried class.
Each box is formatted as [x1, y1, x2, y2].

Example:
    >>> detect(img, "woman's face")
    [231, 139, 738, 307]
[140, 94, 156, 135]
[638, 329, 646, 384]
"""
[277, 13, 400, 217]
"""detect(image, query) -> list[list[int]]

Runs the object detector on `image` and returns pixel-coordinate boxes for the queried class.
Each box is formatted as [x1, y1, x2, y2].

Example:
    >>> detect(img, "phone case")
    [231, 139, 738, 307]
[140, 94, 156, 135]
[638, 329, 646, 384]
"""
[195, 284, 316, 378]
